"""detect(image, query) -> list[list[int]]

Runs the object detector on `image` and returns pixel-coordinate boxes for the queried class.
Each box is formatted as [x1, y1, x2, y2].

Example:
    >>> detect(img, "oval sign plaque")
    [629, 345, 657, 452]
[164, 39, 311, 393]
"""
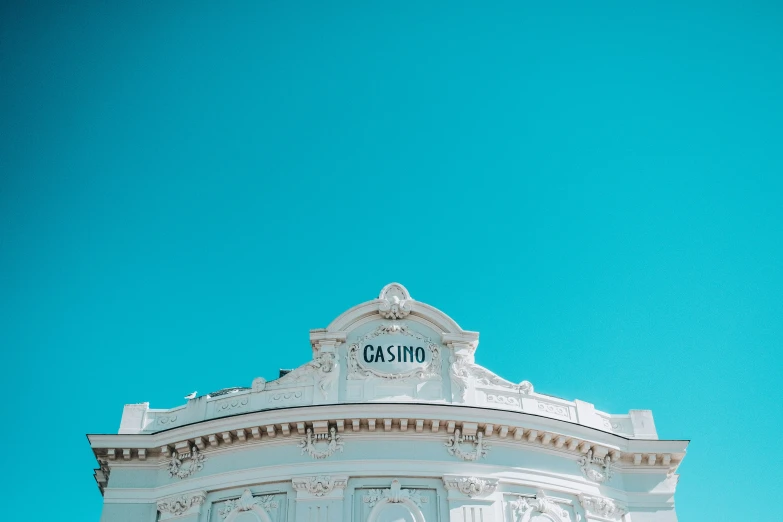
[348, 324, 442, 380]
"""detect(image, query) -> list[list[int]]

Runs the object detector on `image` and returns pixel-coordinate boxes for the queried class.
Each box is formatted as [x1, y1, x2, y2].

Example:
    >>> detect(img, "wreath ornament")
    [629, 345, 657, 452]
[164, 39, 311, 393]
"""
[299, 427, 344, 459]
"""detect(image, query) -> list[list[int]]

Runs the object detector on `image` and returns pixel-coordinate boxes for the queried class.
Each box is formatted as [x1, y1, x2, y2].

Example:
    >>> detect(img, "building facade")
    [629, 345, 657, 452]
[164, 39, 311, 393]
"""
[89, 283, 687, 522]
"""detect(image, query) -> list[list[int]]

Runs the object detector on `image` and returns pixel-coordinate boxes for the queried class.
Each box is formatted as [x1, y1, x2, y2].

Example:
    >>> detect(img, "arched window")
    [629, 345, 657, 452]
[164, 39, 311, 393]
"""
[372, 503, 420, 522]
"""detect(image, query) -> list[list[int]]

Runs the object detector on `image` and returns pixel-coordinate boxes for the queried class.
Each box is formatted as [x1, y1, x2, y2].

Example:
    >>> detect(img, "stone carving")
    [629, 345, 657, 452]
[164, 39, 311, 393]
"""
[299, 427, 343, 459]
[443, 476, 498, 497]
[347, 323, 442, 380]
[378, 283, 412, 319]
[449, 355, 471, 400]
[445, 428, 489, 461]
[578, 450, 614, 483]
[310, 351, 336, 397]
[157, 491, 206, 517]
[538, 402, 569, 418]
[269, 390, 304, 403]
[364, 479, 428, 508]
[292, 475, 347, 496]
[158, 414, 178, 425]
[265, 351, 335, 398]
[252, 377, 266, 392]
[488, 394, 521, 407]
[215, 397, 249, 413]
[167, 447, 205, 479]
[578, 494, 628, 519]
[218, 489, 278, 519]
[509, 489, 570, 522]
[449, 354, 534, 400]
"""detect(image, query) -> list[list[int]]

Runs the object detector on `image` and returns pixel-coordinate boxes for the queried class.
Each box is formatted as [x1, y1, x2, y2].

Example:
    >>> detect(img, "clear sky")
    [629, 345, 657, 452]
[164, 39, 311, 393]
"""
[1, 1, 781, 520]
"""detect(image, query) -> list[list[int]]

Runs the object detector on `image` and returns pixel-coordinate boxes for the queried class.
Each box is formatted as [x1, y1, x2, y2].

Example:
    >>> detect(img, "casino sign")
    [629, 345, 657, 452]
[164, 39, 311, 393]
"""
[347, 323, 442, 380]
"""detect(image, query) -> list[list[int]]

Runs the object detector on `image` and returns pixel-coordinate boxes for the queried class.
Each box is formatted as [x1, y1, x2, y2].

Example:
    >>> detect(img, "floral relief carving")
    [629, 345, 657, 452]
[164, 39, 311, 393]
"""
[443, 476, 498, 497]
[445, 428, 490, 461]
[578, 494, 628, 520]
[299, 427, 344, 459]
[509, 489, 571, 522]
[167, 447, 205, 480]
[157, 491, 206, 517]
[347, 323, 442, 381]
[363, 479, 428, 508]
[578, 449, 614, 483]
[218, 490, 278, 520]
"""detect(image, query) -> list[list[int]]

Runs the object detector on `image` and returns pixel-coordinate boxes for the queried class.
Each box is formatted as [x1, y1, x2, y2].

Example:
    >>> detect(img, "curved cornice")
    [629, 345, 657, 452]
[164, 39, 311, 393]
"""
[89, 402, 686, 475]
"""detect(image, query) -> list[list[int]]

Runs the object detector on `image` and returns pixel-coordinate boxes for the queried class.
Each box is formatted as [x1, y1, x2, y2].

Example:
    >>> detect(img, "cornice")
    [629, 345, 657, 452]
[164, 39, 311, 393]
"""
[90, 403, 686, 453]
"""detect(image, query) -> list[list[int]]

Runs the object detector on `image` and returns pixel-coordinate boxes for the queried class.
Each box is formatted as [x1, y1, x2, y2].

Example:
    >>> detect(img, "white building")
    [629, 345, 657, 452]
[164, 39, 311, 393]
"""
[89, 283, 687, 522]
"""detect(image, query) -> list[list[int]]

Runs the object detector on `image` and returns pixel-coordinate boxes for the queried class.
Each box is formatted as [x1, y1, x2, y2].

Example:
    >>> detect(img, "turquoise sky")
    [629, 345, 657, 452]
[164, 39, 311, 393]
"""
[2, 2, 781, 519]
